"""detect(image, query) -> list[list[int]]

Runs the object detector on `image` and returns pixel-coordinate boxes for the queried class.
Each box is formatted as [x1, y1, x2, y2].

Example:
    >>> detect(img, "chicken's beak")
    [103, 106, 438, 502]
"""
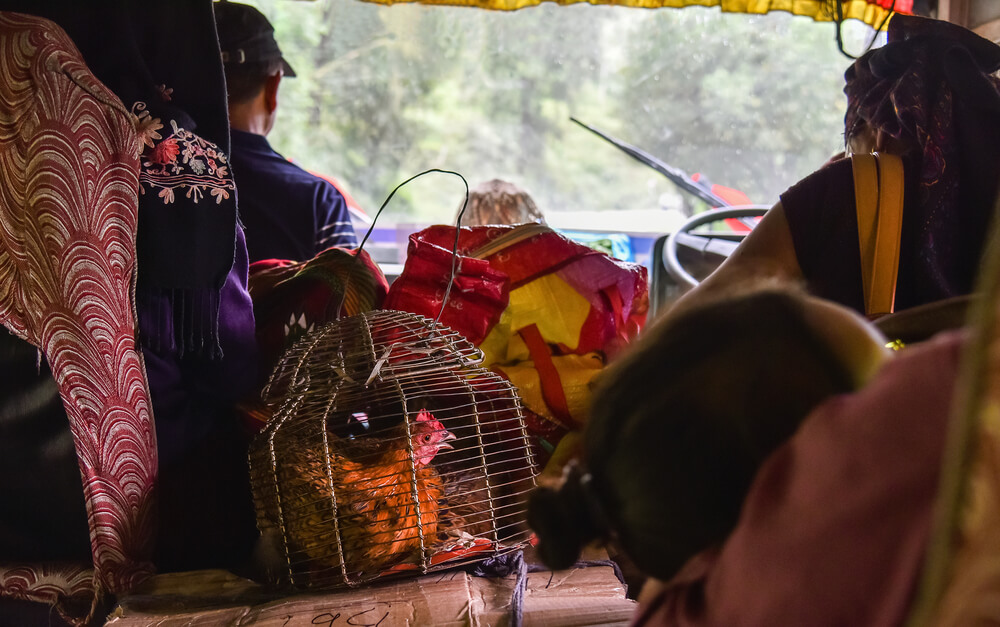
[439, 430, 457, 450]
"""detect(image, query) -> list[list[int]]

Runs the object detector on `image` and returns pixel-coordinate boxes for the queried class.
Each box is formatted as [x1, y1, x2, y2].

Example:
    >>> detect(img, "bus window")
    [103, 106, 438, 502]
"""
[240, 0, 877, 265]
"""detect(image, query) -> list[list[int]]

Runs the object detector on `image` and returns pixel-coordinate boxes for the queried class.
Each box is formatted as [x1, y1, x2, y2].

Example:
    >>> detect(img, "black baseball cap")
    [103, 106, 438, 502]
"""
[214, 1, 297, 77]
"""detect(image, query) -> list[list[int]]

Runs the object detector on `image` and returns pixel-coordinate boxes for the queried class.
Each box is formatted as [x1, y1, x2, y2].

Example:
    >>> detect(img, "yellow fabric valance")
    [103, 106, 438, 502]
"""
[359, 0, 906, 29]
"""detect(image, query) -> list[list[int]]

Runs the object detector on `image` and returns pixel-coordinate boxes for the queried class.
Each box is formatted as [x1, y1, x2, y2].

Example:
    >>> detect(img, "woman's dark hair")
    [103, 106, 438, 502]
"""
[528, 462, 608, 571]
[844, 16, 1000, 303]
[528, 286, 856, 579]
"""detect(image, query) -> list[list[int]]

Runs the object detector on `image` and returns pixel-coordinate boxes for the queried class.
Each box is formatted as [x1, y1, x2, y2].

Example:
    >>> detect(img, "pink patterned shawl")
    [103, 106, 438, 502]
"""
[0, 11, 156, 620]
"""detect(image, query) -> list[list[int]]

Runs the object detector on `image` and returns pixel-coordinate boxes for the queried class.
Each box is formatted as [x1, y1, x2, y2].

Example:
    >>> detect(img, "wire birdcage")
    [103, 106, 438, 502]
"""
[249, 309, 539, 589]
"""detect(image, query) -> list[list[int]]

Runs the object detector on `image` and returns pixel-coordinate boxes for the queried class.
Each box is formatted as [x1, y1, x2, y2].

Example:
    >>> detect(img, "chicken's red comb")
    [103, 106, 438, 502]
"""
[415, 409, 435, 422]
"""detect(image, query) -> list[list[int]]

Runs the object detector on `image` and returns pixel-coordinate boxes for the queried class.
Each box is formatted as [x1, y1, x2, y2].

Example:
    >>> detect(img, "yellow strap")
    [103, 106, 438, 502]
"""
[470, 222, 551, 259]
[870, 152, 905, 315]
[853, 153, 879, 313]
[853, 152, 905, 317]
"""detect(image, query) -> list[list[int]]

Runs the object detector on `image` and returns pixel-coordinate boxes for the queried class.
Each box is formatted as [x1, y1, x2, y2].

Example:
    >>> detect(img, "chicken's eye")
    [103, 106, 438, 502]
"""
[422, 434, 432, 443]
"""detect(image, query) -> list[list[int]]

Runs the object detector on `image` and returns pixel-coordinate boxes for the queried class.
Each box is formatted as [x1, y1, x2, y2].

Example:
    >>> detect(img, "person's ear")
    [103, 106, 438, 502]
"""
[264, 72, 281, 114]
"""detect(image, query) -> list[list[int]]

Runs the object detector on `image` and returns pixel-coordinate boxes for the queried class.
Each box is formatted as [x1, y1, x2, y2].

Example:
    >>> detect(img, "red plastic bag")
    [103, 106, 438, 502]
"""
[385, 224, 649, 471]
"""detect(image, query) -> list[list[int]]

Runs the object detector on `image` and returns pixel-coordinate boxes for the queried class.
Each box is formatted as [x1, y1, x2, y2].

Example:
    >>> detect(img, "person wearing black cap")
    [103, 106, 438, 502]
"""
[214, 1, 357, 263]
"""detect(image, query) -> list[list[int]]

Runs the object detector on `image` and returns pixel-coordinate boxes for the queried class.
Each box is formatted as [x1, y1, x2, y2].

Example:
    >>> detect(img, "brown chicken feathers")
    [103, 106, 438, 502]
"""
[282, 409, 455, 582]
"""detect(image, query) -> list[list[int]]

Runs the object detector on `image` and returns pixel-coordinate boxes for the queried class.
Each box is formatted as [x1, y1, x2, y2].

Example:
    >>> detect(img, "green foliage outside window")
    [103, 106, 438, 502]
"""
[245, 0, 871, 225]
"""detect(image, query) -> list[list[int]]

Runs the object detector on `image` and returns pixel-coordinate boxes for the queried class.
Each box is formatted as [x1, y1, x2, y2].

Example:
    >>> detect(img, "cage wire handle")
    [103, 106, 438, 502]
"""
[335, 168, 470, 323]
[335, 169, 474, 385]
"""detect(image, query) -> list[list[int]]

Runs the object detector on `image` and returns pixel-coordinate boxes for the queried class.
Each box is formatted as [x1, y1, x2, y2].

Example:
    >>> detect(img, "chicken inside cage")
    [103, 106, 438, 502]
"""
[250, 310, 539, 589]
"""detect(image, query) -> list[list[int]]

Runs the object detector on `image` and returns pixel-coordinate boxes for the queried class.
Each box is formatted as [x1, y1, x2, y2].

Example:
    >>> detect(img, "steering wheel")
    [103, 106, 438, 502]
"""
[664, 206, 770, 289]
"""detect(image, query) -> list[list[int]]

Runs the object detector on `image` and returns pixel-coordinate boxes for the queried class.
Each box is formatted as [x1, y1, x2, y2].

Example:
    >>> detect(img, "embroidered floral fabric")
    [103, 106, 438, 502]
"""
[135, 103, 235, 206]
[131, 96, 240, 357]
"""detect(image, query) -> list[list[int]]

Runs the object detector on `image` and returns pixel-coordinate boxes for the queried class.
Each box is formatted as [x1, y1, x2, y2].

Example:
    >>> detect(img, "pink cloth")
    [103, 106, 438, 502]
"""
[0, 11, 154, 610]
[636, 331, 962, 627]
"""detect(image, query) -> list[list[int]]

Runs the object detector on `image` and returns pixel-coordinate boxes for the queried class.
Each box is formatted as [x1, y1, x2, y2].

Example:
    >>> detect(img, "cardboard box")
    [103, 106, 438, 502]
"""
[105, 562, 636, 626]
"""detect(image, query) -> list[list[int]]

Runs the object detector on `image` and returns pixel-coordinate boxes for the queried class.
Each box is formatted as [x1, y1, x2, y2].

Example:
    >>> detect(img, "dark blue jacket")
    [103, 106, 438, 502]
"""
[230, 129, 357, 262]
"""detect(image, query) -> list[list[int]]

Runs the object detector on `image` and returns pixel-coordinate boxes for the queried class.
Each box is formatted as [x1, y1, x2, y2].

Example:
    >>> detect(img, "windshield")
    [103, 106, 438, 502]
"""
[242, 0, 877, 232]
